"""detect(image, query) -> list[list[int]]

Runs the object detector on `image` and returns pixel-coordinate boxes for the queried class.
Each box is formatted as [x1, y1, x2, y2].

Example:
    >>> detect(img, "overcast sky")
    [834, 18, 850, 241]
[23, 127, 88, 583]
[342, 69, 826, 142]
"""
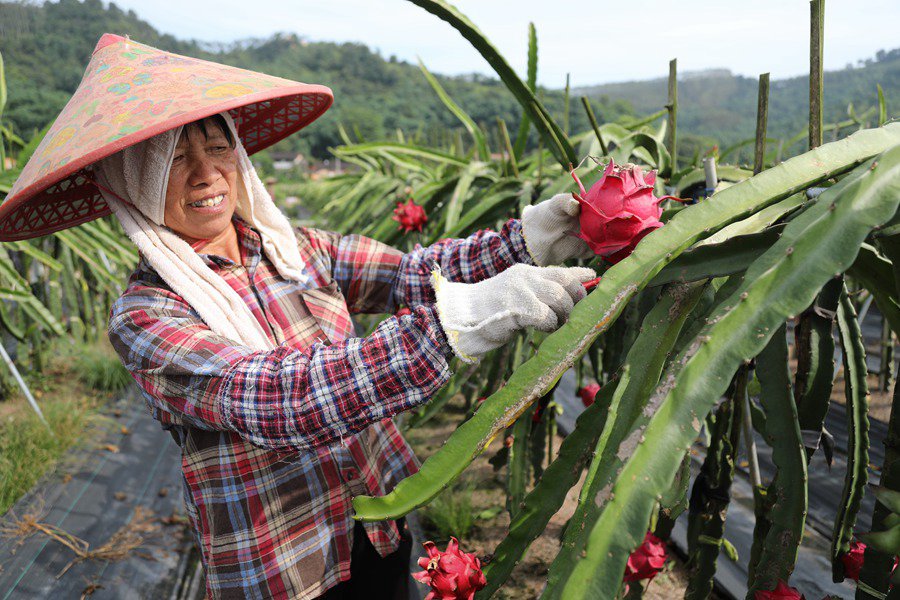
[109, 0, 899, 87]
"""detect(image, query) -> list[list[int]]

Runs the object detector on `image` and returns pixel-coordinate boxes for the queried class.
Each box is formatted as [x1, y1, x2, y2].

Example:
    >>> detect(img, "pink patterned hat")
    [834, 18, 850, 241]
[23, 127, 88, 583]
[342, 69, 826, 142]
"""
[0, 33, 333, 240]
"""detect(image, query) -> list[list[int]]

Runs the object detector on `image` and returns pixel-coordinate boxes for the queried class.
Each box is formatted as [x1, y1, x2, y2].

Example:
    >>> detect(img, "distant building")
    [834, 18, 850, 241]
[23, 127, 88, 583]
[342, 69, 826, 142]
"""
[270, 152, 306, 171]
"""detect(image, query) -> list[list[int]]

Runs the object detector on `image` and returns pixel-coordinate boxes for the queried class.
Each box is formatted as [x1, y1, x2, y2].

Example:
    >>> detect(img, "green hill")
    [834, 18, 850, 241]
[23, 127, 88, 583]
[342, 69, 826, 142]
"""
[0, 0, 631, 160]
[577, 54, 900, 161]
[1, 0, 896, 165]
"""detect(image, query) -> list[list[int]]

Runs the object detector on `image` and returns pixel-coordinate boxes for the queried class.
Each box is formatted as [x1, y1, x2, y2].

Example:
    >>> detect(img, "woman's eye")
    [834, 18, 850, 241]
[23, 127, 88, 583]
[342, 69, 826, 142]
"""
[172, 154, 185, 163]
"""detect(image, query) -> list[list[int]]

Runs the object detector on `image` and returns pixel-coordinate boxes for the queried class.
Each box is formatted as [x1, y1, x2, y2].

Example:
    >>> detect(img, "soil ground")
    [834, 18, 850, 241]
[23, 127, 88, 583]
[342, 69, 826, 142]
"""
[831, 368, 894, 423]
[403, 394, 693, 600]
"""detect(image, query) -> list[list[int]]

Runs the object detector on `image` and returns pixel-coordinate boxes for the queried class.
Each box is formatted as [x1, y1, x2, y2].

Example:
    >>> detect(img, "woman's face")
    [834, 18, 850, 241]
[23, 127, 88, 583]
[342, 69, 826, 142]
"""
[163, 120, 239, 243]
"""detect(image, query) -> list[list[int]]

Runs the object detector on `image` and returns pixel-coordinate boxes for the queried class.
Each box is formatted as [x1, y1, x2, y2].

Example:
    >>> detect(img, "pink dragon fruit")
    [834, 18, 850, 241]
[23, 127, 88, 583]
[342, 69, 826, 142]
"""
[572, 159, 678, 264]
[393, 198, 428, 233]
[412, 537, 487, 600]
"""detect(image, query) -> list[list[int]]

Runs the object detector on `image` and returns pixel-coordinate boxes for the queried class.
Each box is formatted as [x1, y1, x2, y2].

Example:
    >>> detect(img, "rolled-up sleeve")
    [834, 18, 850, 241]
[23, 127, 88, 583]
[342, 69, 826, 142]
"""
[108, 287, 453, 452]
[300, 226, 406, 314]
[393, 218, 534, 307]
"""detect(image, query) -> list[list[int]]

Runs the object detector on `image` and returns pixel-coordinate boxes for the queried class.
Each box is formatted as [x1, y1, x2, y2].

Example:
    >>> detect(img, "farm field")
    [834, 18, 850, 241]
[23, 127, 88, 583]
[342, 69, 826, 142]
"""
[1, 0, 899, 598]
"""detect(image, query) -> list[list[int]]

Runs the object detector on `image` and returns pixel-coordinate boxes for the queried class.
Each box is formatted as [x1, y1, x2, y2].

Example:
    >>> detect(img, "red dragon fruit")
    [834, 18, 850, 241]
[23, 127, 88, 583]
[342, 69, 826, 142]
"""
[578, 382, 602, 408]
[753, 580, 806, 600]
[571, 159, 679, 264]
[623, 531, 667, 582]
[840, 540, 866, 581]
[412, 537, 487, 600]
[393, 198, 428, 233]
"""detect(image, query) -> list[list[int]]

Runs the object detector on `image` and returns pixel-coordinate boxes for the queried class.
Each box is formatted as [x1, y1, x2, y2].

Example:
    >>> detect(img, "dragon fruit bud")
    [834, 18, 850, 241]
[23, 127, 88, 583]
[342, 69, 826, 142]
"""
[573, 159, 676, 264]
[393, 198, 428, 233]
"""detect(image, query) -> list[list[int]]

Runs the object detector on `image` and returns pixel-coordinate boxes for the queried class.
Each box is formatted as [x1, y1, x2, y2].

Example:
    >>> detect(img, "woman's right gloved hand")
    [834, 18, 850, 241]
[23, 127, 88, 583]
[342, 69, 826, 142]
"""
[431, 263, 596, 363]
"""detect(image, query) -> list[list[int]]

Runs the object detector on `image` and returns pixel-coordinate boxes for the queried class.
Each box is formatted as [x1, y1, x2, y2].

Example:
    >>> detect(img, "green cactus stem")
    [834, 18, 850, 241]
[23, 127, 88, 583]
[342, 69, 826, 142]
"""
[831, 285, 870, 582]
[857, 231, 900, 597]
[544, 282, 708, 596]
[551, 148, 900, 599]
[747, 326, 807, 596]
[684, 368, 746, 599]
[476, 381, 618, 598]
[847, 243, 900, 335]
[353, 126, 900, 524]
[794, 277, 842, 461]
[655, 453, 691, 542]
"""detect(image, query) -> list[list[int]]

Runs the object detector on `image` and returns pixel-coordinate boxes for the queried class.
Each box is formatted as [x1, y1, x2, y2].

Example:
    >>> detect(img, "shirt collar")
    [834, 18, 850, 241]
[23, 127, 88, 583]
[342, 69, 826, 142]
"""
[227, 214, 262, 269]
[137, 214, 262, 272]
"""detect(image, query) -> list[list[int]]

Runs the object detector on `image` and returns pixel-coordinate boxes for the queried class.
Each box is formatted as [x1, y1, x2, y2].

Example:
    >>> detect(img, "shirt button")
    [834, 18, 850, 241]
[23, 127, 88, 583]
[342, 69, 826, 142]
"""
[342, 468, 359, 481]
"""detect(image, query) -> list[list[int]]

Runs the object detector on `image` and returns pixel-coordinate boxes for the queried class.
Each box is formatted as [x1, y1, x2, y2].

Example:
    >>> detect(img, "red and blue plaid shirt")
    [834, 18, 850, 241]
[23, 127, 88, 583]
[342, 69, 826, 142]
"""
[107, 215, 532, 599]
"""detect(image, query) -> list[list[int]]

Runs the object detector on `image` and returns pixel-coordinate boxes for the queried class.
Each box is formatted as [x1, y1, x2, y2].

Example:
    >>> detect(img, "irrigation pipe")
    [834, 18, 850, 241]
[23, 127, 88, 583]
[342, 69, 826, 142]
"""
[0, 342, 51, 431]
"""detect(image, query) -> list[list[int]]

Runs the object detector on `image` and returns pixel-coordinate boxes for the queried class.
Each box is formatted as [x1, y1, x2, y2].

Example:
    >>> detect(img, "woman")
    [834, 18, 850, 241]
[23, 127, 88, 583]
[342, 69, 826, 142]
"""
[2, 35, 595, 599]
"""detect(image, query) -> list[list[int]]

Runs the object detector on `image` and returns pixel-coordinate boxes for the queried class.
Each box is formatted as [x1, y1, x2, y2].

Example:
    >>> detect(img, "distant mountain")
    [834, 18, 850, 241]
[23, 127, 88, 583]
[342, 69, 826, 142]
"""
[1, 0, 896, 166]
[0, 0, 631, 160]
[576, 55, 900, 161]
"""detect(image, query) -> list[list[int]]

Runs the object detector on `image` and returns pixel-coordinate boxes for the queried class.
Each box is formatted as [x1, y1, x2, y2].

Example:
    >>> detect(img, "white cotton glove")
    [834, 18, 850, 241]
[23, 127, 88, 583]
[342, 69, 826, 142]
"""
[432, 263, 596, 363]
[521, 193, 595, 266]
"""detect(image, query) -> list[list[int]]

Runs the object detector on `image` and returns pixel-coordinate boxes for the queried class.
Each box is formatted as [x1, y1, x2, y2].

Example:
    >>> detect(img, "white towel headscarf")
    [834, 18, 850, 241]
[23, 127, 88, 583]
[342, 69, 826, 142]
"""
[92, 112, 310, 351]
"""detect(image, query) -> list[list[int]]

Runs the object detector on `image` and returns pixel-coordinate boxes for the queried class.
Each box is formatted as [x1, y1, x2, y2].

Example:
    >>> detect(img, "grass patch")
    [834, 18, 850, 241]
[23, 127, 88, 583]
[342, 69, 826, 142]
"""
[420, 480, 477, 543]
[419, 476, 502, 544]
[70, 342, 131, 393]
[0, 339, 123, 515]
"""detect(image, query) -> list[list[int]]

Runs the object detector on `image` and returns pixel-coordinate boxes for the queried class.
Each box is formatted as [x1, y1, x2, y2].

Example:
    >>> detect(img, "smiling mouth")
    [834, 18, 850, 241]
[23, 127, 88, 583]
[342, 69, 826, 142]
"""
[188, 194, 225, 208]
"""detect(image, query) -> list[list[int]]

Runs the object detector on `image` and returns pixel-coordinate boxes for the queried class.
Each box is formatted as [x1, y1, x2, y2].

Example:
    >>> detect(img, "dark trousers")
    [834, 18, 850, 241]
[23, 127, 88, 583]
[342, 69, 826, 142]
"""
[319, 518, 413, 600]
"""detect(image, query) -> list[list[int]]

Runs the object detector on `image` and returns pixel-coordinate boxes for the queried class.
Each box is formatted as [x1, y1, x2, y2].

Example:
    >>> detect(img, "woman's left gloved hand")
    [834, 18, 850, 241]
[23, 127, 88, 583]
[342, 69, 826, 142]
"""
[521, 193, 595, 266]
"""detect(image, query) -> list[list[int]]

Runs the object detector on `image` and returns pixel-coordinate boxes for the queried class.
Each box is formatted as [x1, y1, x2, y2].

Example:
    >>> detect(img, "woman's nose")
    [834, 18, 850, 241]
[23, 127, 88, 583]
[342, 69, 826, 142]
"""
[186, 155, 220, 186]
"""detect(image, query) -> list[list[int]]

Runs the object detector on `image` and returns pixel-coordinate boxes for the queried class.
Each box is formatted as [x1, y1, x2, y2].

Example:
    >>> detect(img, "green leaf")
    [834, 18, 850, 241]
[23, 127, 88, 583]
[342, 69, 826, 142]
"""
[748, 327, 806, 593]
[406, 0, 576, 168]
[351, 125, 900, 524]
[6, 240, 63, 271]
[436, 186, 517, 241]
[333, 142, 468, 168]
[831, 285, 871, 581]
[418, 58, 489, 161]
[872, 486, 900, 515]
[511, 22, 537, 160]
[441, 162, 490, 233]
[557, 146, 900, 598]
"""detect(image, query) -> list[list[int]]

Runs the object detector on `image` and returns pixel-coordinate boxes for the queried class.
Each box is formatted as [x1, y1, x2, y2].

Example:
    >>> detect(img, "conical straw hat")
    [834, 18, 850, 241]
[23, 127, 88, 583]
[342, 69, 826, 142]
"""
[0, 33, 333, 240]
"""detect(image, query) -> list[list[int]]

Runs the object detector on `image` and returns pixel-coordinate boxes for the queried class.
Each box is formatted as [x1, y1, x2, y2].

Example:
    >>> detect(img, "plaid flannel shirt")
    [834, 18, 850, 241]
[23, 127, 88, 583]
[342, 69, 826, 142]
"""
[107, 215, 533, 599]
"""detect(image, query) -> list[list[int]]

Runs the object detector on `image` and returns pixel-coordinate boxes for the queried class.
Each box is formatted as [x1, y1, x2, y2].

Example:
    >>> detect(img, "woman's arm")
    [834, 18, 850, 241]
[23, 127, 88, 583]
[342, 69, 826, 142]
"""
[108, 287, 453, 452]
[395, 219, 534, 308]
[299, 219, 532, 315]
